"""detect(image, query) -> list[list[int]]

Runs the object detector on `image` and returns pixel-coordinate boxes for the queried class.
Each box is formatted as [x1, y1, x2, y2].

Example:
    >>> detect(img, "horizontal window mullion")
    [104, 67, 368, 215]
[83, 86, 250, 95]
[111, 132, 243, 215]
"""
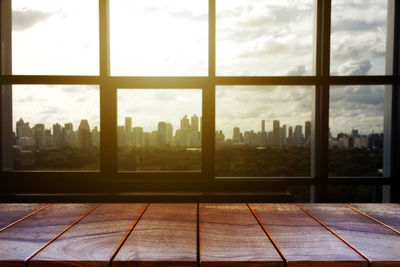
[328, 76, 395, 85]
[0, 75, 100, 85]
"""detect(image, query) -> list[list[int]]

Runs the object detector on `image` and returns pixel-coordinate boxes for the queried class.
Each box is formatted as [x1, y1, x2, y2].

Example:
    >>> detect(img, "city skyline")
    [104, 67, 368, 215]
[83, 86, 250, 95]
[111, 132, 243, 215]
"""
[13, 115, 383, 149]
[11, 1, 387, 138]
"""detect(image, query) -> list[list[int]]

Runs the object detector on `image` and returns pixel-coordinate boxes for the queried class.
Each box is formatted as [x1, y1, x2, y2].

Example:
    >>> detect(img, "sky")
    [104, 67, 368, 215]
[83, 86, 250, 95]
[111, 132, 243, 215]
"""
[10, 0, 387, 137]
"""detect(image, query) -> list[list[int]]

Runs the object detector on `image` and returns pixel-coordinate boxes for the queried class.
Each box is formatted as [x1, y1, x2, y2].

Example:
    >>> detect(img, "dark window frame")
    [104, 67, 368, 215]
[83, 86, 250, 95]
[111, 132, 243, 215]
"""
[0, 0, 399, 202]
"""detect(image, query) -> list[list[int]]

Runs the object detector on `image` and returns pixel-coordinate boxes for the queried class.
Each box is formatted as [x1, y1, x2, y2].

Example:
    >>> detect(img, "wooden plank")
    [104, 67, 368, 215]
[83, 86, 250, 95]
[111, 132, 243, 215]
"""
[0, 203, 97, 267]
[29, 203, 147, 267]
[250, 203, 366, 267]
[300, 204, 400, 267]
[348, 204, 400, 233]
[0, 203, 49, 231]
[200, 203, 283, 267]
[112, 203, 197, 267]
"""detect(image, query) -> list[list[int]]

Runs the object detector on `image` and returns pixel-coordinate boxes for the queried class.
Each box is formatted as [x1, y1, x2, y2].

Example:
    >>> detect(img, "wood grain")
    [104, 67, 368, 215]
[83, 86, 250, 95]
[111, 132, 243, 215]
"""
[200, 204, 283, 267]
[250, 204, 366, 267]
[29, 203, 147, 267]
[0, 203, 96, 267]
[349, 204, 400, 233]
[0, 203, 48, 231]
[112, 203, 197, 267]
[300, 204, 400, 267]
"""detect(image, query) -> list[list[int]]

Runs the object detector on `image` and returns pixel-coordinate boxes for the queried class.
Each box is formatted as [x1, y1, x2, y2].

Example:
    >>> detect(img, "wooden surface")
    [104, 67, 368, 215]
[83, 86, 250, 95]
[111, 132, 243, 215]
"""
[200, 204, 283, 266]
[29, 203, 147, 267]
[0, 203, 48, 231]
[0, 203, 96, 267]
[250, 204, 367, 267]
[112, 203, 197, 267]
[349, 203, 400, 233]
[300, 204, 400, 267]
[0, 203, 399, 266]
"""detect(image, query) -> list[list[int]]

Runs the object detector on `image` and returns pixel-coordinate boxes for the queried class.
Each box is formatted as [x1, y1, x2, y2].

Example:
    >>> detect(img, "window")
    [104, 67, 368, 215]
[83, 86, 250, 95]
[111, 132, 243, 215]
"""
[1, 0, 399, 202]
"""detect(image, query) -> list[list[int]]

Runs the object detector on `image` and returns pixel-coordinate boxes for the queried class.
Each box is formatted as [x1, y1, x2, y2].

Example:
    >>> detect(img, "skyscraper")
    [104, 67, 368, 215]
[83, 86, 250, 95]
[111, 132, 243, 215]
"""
[132, 127, 144, 147]
[294, 125, 303, 145]
[52, 123, 62, 147]
[288, 126, 293, 145]
[233, 127, 241, 143]
[78, 119, 91, 149]
[166, 123, 173, 145]
[125, 117, 132, 147]
[180, 115, 190, 130]
[273, 120, 280, 145]
[191, 114, 199, 131]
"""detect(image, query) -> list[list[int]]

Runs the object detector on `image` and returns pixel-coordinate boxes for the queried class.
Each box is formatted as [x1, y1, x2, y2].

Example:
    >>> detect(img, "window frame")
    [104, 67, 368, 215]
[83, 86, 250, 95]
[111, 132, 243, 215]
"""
[0, 0, 399, 202]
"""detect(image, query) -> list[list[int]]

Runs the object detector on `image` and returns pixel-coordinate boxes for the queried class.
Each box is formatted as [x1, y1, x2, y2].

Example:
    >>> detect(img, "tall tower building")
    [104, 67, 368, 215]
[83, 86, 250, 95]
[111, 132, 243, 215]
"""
[273, 120, 280, 145]
[132, 127, 144, 147]
[78, 119, 91, 149]
[288, 126, 293, 145]
[233, 127, 241, 143]
[180, 115, 190, 130]
[281, 125, 287, 144]
[158, 122, 167, 146]
[261, 120, 265, 133]
[294, 125, 303, 145]
[166, 123, 173, 145]
[125, 117, 132, 147]
[52, 123, 62, 147]
[33, 123, 45, 148]
[191, 114, 199, 131]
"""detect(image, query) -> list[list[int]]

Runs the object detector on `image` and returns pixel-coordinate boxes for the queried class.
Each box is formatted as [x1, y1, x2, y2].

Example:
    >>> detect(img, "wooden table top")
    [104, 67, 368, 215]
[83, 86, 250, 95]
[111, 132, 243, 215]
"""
[0, 203, 398, 267]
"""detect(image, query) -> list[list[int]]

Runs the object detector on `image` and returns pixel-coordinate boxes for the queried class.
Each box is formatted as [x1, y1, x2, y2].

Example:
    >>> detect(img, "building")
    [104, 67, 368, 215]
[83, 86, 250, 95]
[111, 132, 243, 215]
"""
[273, 120, 280, 145]
[52, 123, 62, 147]
[125, 117, 132, 147]
[78, 120, 91, 149]
[293, 125, 303, 145]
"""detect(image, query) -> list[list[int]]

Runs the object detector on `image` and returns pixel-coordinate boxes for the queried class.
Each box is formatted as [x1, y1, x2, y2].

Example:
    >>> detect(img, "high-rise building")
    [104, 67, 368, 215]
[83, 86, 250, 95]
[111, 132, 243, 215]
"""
[33, 123, 45, 148]
[150, 131, 158, 147]
[233, 127, 241, 143]
[143, 132, 151, 147]
[288, 126, 293, 145]
[92, 126, 100, 147]
[273, 120, 280, 145]
[180, 115, 190, 130]
[351, 129, 359, 138]
[132, 127, 144, 147]
[305, 121, 311, 143]
[125, 117, 132, 147]
[294, 125, 303, 145]
[16, 118, 31, 138]
[63, 122, 74, 147]
[191, 114, 199, 131]
[78, 119, 91, 149]
[166, 123, 173, 145]
[282, 125, 287, 144]
[157, 122, 167, 146]
[52, 123, 62, 147]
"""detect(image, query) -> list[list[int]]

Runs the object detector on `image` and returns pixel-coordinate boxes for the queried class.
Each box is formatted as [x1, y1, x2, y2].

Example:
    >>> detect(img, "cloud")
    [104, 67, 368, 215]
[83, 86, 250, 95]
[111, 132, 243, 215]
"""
[169, 10, 207, 21]
[287, 65, 307, 76]
[336, 59, 372, 75]
[12, 9, 54, 31]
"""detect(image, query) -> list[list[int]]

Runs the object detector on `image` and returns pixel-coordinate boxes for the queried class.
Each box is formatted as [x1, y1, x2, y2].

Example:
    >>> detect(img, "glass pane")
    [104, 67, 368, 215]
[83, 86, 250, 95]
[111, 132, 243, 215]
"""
[110, 0, 208, 76]
[328, 185, 383, 202]
[330, 0, 388, 75]
[117, 89, 202, 171]
[329, 85, 385, 176]
[10, 85, 99, 170]
[12, 0, 99, 75]
[216, 86, 312, 177]
[216, 0, 315, 76]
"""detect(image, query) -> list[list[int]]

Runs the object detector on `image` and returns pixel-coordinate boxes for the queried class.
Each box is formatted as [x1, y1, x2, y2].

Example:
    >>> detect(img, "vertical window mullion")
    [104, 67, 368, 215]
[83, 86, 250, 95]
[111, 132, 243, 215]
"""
[204, 0, 216, 181]
[99, 0, 116, 178]
[313, 0, 330, 202]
